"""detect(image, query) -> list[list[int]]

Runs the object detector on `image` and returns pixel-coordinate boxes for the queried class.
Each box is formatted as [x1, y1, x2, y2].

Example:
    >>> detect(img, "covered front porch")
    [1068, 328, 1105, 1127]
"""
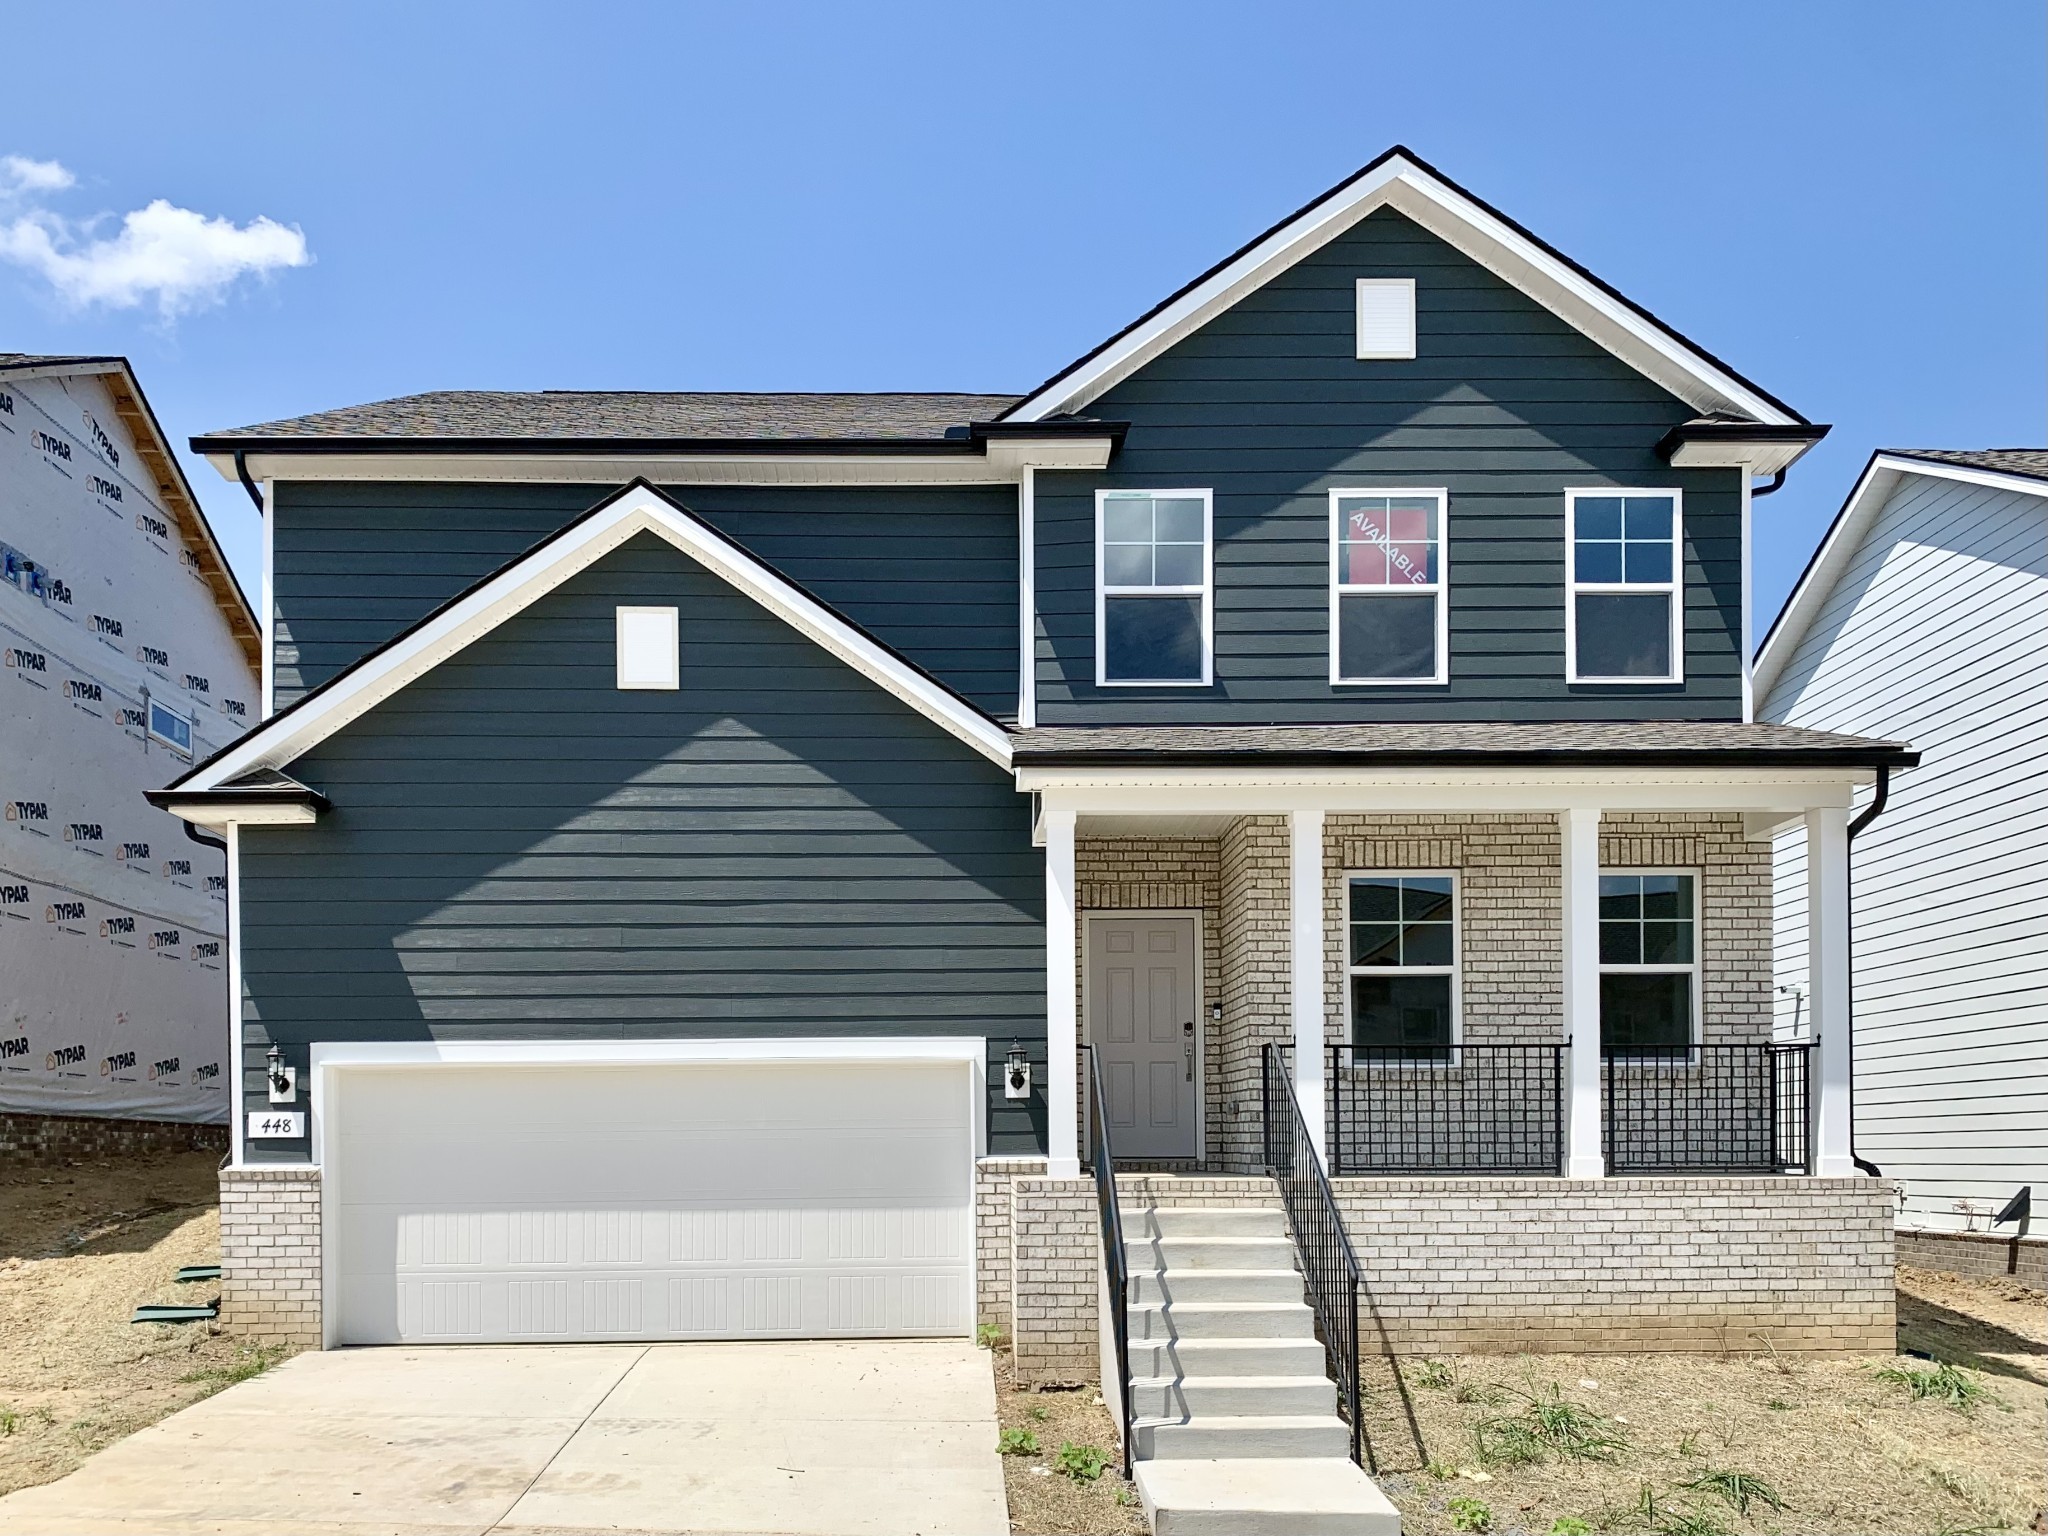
[1020, 746, 1877, 1185]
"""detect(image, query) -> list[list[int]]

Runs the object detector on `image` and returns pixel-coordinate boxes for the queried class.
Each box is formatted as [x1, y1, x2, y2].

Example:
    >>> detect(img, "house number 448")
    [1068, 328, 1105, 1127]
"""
[247, 1111, 305, 1139]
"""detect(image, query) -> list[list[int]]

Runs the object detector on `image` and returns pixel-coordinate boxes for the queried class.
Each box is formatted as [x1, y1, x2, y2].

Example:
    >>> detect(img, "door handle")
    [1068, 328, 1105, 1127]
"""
[1183, 1021, 1195, 1082]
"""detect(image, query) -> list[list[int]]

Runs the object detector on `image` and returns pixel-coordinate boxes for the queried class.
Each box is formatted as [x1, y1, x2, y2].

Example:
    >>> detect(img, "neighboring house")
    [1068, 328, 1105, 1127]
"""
[0, 354, 258, 1134]
[151, 149, 1908, 1506]
[1757, 450, 2047, 1278]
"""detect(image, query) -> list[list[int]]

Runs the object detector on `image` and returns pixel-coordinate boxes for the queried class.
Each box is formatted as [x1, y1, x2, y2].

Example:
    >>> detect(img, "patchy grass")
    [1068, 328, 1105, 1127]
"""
[1362, 1267, 2045, 1535]
[0, 1150, 301, 1498]
[988, 1344, 1145, 1535]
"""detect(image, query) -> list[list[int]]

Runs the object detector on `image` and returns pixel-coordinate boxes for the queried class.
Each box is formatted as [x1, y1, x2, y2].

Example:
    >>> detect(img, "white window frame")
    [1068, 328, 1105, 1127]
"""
[615, 605, 680, 690]
[1596, 866, 1701, 1057]
[147, 699, 193, 756]
[1328, 487, 1449, 686]
[1342, 869, 1461, 1063]
[1094, 488, 1213, 688]
[1564, 487, 1684, 685]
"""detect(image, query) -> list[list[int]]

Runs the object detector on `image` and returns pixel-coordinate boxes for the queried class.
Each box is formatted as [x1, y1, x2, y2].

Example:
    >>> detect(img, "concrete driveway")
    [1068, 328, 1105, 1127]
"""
[0, 1339, 1009, 1536]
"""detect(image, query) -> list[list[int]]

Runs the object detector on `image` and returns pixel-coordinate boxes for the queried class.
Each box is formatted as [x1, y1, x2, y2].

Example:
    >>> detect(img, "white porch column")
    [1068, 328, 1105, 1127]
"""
[1559, 807, 1605, 1178]
[1807, 804, 1855, 1177]
[1044, 805, 1080, 1178]
[1289, 808, 1327, 1164]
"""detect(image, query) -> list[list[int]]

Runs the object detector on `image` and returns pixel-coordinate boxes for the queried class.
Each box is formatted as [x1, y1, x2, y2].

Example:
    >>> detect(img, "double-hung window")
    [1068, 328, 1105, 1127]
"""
[1330, 489, 1446, 684]
[1598, 871, 1697, 1056]
[1096, 490, 1211, 685]
[1566, 489, 1681, 683]
[1347, 873, 1457, 1059]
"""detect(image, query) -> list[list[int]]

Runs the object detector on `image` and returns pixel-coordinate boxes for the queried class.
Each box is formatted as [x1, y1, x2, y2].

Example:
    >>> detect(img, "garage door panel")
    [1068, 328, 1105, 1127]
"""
[332, 1061, 974, 1345]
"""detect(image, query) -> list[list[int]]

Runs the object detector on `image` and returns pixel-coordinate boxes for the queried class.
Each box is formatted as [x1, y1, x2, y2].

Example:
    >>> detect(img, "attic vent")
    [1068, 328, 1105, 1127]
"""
[615, 606, 679, 690]
[1355, 277, 1417, 360]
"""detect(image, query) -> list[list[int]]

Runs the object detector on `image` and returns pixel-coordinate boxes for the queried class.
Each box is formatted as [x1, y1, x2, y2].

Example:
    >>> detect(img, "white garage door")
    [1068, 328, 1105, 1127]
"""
[330, 1060, 973, 1346]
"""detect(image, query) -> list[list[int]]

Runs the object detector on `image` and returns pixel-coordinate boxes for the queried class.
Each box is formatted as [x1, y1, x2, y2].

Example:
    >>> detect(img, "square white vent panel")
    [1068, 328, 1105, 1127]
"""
[615, 605, 679, 689]
[1355, 277, 1417, 360]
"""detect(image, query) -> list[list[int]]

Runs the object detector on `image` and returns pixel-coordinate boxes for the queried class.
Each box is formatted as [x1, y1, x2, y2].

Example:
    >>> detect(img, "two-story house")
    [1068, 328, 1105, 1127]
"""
[151, 150, 1908, 1508]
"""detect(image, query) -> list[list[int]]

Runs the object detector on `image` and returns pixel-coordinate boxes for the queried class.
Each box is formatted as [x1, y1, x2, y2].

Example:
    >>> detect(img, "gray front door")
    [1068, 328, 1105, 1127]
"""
[1088, 915, 1199, 1160]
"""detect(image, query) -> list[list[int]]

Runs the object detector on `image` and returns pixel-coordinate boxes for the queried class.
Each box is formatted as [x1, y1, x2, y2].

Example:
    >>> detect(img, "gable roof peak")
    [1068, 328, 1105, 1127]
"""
[1000, 145, 1806, 431]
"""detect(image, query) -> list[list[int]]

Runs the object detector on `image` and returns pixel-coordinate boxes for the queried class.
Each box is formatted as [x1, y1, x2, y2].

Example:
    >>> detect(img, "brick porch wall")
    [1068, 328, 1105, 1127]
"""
[1010, 1175, 1097, 1383]
[1334, 1176, 1896, 1355]
[219, 1166, 322, 1349]
[1217, 815, 1290, 1171]
[976, 1155, 1047, 1337]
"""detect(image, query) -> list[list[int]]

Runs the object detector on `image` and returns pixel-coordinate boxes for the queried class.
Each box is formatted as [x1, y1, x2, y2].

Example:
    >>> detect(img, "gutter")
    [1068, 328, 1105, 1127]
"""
[1010, 748, 1920, 772]
[1844, 764, 1892, 1179]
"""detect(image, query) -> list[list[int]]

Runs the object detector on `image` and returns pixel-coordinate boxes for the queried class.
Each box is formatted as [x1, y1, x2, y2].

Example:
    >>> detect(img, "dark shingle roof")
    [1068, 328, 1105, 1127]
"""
[1888, 449, 2048, 484]
[1011, 721, 1915, 767]
[201, 390, 1025, 444]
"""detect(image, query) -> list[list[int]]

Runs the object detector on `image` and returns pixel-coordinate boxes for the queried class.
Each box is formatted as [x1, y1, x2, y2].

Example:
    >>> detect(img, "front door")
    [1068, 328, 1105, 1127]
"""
[1088, 915, 1200, 1160]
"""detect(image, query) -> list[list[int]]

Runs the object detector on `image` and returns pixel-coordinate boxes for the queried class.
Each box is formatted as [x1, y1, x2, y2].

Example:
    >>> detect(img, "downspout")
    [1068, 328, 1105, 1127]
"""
[1749, 468, 1788, 498]
[233, 451, 264, 512]
[1844, 764, 1891, 1177]
[183, 820, 227, 855]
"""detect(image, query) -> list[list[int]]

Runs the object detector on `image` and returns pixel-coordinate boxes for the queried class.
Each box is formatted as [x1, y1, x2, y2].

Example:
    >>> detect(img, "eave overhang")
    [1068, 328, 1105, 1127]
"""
[146, 777, 329, 828]
[1656, 420, 1831, 476]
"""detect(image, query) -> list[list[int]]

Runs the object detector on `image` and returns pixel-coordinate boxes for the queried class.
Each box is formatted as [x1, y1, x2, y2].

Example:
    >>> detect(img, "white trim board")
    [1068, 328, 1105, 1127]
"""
[1001, 150, 1803, 428]
[1755, 453, 2048, 703]
[163, 482, 1014, 795]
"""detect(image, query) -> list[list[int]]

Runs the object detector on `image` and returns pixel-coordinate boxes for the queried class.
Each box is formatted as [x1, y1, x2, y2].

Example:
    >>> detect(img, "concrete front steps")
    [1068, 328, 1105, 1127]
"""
[1123, 1202, 1400, 1535]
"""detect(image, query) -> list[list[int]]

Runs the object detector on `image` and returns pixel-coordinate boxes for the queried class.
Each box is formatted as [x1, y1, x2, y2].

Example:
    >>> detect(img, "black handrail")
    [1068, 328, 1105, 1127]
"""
[1603, 1042, 1813, 1174]
[1081, 1045, 1134, 1476]
[1262, 1043, 1364, 1468]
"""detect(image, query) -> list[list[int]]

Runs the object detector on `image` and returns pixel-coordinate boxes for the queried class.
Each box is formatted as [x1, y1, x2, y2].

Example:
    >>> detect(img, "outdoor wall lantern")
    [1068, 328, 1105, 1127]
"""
[1004, 1041, 1032, 1100]
[265, 1044, 297, 1105]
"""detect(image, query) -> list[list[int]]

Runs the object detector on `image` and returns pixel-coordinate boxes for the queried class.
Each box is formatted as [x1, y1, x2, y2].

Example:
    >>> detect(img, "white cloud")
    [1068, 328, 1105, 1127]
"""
[0, 155, 310, 319]
[0, 155, 75, 195]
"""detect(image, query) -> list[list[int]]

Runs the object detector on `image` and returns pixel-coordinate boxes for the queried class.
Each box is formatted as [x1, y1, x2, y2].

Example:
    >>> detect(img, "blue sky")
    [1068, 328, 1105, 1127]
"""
[2, 0, 2041, 627]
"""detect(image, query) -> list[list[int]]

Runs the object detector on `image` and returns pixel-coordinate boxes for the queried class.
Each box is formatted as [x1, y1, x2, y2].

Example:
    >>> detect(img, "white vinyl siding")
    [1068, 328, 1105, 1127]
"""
[1763, 471, 2048, 1234]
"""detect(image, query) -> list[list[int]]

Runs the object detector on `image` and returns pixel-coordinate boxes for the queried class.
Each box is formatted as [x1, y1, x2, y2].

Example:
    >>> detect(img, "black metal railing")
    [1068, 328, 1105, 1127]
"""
[1328, 1042, 1566, 1175]
[1082, 1045, 1134, 1476]
[1603, 1042, 1813, 1174]
[1262, 1044, 1363, 1467]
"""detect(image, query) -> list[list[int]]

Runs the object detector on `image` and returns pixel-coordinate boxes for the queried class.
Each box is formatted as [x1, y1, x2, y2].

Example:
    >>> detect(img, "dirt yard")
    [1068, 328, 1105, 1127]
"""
[0, 1148, 286, 1498]
[1363, 1265, 2046, 1536]
[989, 1341, 1147, 1535]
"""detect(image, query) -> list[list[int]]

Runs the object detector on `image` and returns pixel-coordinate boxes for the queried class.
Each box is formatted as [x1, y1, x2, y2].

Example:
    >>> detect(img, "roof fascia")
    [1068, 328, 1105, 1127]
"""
[0, 357, 125, 382]
[1001, 152, 1802, 428]
[164, 482, 1014, 798]
[1754, 452, 2048, 704]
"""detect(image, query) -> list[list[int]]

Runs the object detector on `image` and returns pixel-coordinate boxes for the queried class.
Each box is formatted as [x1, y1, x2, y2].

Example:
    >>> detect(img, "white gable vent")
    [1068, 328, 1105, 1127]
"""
[615, 605, 679, 690]
[1355, 277, 1417, 360]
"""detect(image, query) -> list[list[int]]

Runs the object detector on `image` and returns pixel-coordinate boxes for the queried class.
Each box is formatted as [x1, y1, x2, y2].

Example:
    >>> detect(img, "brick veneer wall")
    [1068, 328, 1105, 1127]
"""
[1010, 1175, 1097, 1383]
[976, 1155, 1047, 1335]
[1898, 1227, 2047, 1288]
[1333, 1177, 1896, 1355]
[0, 1111, 227, 1168]
[1217, 815, 1290, 1171]
[219, 1166, 322, 1349]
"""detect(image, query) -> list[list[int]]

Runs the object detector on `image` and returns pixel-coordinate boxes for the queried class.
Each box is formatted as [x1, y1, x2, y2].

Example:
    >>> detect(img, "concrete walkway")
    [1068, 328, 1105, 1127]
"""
[0, 1339, 1009, 1536]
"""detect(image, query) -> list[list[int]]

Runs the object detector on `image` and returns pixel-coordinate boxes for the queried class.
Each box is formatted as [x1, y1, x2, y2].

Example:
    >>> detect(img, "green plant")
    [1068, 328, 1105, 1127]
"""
[1548, 1520, 1591, 1536]
[1874, 1360, 1996, 1411]
[1447, 1495, 1494, 1532]
[1682, 1470, 1785, 1516]
[996, 1427, 1039, 1456]
[1764, 1398, 1793, 1411]
[1424, 1460, 1457, 1481]
[1027, 1404, 1049, 1423]
[1115, 1486, 1141, 1508]
[1414, 1359, 1455, 1390]
[1650, 1506, 1730, 1536]
[1054, 1442, 1112, 1482]
[1474, 1386, 1627, 1466]
[1675, 1430, 1702, 1457]
[0, 1408, 17, 1436]
[179, 1346, 284, 1399]
[976, 1323, 1005, 1349]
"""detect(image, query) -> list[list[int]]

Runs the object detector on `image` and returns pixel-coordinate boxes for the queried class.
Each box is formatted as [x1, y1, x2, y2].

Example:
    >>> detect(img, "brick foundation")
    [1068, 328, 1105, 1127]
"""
[976, 1154, 1047, 1336]
[1333, 1176, 1896, 1355]
[1010, 1175, 1097, 1383]
[219, 1166, 322, 1349]
[1898, 1226, 2047, 1288]
[0, 1110, 228, 1168]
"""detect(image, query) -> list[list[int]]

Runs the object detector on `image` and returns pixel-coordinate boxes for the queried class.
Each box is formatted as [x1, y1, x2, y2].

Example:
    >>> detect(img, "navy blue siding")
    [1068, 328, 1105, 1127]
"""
[272, 481, 1021, 719]
[1033, 206, 1745, 723]
[240, 532, 1045, 1159]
